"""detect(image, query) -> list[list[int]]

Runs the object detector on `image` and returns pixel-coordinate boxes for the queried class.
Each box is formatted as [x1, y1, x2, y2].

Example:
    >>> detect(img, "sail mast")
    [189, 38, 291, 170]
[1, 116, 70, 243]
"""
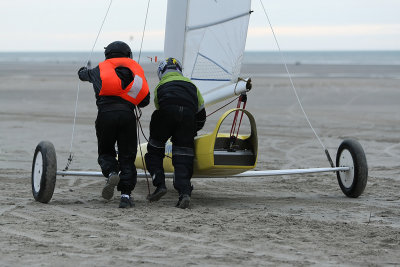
[164, 0, 188, 63]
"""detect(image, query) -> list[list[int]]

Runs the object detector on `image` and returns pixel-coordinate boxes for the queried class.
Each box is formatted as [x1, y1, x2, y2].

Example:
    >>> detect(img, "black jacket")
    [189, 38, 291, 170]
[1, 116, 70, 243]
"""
[154, 72, 206, 131]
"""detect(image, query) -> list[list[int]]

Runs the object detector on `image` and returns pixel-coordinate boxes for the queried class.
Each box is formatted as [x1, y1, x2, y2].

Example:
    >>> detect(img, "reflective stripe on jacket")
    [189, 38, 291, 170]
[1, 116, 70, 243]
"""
[99, 58, 149, 105]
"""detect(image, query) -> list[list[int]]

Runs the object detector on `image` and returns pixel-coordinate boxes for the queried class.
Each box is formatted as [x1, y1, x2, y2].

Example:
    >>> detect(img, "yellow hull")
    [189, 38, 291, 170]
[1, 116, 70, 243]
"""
[135, 108, 258, 177]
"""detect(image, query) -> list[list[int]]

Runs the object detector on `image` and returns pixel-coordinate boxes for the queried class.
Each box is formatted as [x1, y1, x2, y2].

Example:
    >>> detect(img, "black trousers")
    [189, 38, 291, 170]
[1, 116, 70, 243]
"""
[95, 110, 137, 194]
[145, 106, 195, 196]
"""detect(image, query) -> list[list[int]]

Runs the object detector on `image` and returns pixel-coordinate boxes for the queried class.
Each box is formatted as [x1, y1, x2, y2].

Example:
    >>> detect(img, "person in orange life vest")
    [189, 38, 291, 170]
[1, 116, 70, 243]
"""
[78, 41, 149, 208]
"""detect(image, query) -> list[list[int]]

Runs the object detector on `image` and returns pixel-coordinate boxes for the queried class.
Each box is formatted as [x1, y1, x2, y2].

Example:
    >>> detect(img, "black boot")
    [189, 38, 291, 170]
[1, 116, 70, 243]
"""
[176, 194, 190, 209]
[147, 171, 167, 202]
[102, 172, 120, 200]
[119, 195, 134, 208]
[147, 185, 167, 202]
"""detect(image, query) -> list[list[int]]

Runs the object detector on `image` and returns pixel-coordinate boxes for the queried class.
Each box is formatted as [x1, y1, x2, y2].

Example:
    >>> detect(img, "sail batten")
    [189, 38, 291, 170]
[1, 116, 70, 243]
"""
[187, 11, 251, 32]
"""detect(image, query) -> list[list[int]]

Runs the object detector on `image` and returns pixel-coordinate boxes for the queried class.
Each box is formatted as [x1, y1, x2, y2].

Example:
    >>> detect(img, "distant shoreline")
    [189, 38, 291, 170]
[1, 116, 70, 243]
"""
[1, 51, 400, 66]
[1, 60, 399, 80]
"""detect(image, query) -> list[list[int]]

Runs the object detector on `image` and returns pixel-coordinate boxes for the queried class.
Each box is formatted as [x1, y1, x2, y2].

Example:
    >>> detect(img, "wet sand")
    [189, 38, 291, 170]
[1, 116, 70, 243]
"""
[0, 61, 400, 266]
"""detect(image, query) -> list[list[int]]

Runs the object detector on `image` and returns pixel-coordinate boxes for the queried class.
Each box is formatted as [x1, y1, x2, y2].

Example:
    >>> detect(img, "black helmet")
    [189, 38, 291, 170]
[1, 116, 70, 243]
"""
[157, 57, 183, 80]
[104, 41, 132, 59]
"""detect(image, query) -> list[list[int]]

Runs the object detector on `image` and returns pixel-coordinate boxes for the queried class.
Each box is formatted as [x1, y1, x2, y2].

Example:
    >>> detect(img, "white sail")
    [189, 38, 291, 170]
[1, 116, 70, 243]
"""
[164, 0, 252, 106]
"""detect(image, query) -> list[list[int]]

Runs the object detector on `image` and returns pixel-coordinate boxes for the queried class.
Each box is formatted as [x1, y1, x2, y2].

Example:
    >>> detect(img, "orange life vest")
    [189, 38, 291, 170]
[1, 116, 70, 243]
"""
[99, 58, 149, 105]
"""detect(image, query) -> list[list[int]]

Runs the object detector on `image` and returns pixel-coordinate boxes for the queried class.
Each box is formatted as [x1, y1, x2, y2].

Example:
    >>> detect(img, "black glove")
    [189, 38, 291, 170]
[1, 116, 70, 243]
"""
[195, 108, 206, 131]
[77, 67, 88, 81]
[196, 120, 206, 132]
[78, 66, 87, 74]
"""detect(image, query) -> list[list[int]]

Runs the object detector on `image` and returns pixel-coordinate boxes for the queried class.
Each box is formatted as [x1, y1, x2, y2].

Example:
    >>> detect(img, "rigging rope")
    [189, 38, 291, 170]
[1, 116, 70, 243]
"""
[134, 0, 153, 192]
[138, 0, 151, 64]
[230, 94, 247, 139]
[64, 0, 114, 171]
[206, 96, 240, 118]
[259, 0, 335, 168]
[135, 107, 151, 194]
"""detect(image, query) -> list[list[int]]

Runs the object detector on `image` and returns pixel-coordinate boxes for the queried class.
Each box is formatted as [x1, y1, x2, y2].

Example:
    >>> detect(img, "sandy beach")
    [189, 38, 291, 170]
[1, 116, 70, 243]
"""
[1, 60, 400, 266]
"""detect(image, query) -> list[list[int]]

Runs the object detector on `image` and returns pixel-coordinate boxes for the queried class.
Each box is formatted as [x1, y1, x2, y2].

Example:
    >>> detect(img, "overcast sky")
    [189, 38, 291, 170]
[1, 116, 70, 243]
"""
[0, 0, 399, 52]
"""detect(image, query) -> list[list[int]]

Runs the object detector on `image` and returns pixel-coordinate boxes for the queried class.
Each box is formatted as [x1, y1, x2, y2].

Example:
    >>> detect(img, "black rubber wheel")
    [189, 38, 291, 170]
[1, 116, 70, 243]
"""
[31, 141, 57, 203]
[336, 139, 368, 198]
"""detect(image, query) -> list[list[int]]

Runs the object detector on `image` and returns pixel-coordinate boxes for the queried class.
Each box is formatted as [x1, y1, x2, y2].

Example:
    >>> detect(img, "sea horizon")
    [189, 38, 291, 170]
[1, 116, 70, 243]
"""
[1, 50, 400, 66]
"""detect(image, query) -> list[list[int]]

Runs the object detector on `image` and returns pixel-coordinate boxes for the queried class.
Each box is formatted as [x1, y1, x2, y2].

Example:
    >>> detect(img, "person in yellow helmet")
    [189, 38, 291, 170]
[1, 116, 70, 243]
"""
[145, 57, 206, 209]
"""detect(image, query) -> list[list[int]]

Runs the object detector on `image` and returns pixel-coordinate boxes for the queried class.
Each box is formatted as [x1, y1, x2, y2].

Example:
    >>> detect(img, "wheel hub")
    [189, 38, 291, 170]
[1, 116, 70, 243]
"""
[33, 151, 43, 192]
[338, 149, 354, 188]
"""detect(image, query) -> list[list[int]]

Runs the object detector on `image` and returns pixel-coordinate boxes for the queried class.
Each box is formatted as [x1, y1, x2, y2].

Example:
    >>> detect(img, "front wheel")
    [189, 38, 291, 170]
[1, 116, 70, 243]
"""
[31, 141, 57, 203]
[336, 139, 368, 198]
